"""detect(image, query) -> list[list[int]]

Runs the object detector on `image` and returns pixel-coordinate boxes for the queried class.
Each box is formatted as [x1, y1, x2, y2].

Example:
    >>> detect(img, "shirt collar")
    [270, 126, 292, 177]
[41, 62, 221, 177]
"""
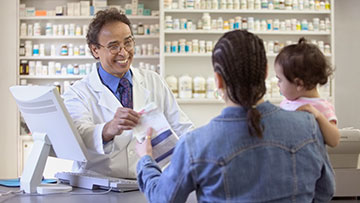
[98, 63, 133, 94]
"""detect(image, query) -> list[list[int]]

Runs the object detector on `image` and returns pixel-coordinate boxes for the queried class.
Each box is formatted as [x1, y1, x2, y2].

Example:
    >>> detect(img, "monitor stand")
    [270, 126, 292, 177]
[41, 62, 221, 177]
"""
[20, 132, 72, 194]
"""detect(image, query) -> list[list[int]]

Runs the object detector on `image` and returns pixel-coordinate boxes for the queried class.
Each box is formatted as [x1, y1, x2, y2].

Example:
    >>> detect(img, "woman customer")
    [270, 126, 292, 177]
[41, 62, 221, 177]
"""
[136, 30, 335, 203]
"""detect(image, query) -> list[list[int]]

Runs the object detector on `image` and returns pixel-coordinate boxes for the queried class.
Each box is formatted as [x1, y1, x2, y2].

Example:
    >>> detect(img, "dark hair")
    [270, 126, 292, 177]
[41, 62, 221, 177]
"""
[274, 37, 333, 90]
[212, 30, 267, 138]
[86, 8, 133, 59]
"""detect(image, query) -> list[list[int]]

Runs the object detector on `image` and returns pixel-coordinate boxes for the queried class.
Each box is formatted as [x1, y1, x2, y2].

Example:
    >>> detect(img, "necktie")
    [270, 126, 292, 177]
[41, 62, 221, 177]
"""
[118, 78, 133, 109]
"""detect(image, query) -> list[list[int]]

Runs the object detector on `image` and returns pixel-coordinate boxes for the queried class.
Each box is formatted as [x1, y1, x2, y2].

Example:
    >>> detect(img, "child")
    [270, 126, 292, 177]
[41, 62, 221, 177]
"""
[274, 37, 340, 147]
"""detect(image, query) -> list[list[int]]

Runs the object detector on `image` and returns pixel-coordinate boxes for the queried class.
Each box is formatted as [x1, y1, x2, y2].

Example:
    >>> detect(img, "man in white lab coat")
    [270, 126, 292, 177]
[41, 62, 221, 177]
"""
[63, 9, 193, 179]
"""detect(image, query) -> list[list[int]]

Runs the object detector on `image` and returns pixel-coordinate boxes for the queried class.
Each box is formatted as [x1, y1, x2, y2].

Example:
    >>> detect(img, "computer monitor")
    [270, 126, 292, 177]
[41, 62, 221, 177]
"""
[10, 85, 89, 194]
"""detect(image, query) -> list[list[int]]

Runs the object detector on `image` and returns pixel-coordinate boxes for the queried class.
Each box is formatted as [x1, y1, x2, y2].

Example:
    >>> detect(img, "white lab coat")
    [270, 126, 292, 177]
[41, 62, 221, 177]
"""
[63, 65, 193, 178]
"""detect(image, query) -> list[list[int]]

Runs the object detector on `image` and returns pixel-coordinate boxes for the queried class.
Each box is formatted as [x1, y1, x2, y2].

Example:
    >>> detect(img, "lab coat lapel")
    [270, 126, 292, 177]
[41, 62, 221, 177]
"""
[88, 67, 120, 114]
[132, 68, 150, 111]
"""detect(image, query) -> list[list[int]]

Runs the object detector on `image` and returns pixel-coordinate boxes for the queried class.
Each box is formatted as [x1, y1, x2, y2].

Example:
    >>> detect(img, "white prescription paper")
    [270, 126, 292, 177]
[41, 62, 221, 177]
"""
[133, 103, 179, 168]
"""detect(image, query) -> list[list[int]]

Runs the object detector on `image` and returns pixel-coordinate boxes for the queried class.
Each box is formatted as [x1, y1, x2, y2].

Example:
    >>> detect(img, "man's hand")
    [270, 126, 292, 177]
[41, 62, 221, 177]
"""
[136, 128, 153, 158]
[102, 107, 141, 142]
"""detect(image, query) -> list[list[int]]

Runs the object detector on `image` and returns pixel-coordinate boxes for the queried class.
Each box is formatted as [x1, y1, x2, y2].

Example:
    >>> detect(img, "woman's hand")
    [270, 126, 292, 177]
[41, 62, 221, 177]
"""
[136, 128, 153, 158]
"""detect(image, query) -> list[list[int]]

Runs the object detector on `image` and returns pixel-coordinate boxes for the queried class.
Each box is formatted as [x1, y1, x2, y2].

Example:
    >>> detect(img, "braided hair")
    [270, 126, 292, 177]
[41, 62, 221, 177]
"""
[212, 30, 267, 138]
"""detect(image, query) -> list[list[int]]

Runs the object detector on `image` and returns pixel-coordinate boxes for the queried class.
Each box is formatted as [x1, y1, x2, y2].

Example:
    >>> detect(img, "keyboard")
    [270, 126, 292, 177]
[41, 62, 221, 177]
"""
[55, 172, 139, 192]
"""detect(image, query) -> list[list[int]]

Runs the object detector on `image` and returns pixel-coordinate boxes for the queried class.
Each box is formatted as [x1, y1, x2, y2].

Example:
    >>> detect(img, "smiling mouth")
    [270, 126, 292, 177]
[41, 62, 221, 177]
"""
[115, 59, 128, 65]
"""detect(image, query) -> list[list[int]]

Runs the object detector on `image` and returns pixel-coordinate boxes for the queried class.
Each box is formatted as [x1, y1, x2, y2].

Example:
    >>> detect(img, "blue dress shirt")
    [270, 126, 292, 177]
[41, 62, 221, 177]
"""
[98, 63, 133, 102]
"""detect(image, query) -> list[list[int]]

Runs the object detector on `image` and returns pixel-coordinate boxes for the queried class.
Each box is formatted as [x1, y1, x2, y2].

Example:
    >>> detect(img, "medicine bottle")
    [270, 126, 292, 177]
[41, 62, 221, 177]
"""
[75, 26, 82, 36]
[171, 41, 178, 53]
[19, 43, 25, 56]
[299, 0, 304, 9]
[20, 60, 29, 75]
[138, 23, 144, 35]
[179, 39, 186, 53]
[48, 61, 55, 75]
[186, 41, 192, 53]
[42, 65, 48, 76]
[69, 24, 75, 36]
[32, 44, 39, 56]
[35, 61, 42, 75]
[233, 0, 240, 9]
[179, 75, 193, 99]
[254, 0, 261, 9]
[27, 24, 33, 36]
[192, 39, 199, 53]
[173, 18, 180, 30]
[241, 0, 247, 9]
[68, 44, 74, 56]
[166, 75, 178, 98]
[199, 40, 206, 53]
[39, 44, 45, 56]
[206, 77, 216, 99]
[165, 16, 173, 30]
[51, 45, 56, 56]
[29, 61, 36, 75]
[227, 0, 234, 9]
[165, 41, 171, 53]
[54, 82, 61, 94]
[20, 23, 27, 36]
[60, 44, 68, 56]
[206, 41, 213, 52]
[212, 0, 219, 9]
[45, 23, 52, 36]
[73, 64, 79, 75]
[202, 13, 211, 30]
[193, 76, 206, 98]
[79, 45, 85, 55]
[33, 22, 41, 36]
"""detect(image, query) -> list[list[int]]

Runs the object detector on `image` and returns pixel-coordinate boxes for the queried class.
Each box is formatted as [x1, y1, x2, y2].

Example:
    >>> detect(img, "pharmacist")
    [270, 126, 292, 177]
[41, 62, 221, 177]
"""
[63, 8, 193, 178]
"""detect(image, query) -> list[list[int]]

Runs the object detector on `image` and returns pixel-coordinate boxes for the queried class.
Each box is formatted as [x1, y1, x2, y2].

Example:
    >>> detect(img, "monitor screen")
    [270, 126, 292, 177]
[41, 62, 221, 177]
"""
[10, 85, 88, 193]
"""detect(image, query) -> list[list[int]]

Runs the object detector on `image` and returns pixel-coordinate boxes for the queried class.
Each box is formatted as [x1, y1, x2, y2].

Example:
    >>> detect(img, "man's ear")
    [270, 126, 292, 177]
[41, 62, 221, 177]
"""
[294, 78, 305, 92]
[90, 44, 100, 59]
[214, 72, 224, 89]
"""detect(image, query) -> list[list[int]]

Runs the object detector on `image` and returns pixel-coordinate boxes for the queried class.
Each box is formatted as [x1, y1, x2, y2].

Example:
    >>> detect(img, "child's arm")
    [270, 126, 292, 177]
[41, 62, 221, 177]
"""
[297, 104, 340, 147]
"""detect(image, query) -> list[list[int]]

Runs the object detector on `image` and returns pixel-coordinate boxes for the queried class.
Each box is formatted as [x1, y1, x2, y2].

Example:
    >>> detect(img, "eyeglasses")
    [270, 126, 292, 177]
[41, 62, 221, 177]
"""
[97, 37, 135, 55]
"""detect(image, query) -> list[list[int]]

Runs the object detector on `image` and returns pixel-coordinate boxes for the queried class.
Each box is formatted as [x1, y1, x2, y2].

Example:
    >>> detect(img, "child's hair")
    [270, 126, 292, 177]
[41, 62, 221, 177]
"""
[212, 30, 267, 138]
[275, 37, 333, 90]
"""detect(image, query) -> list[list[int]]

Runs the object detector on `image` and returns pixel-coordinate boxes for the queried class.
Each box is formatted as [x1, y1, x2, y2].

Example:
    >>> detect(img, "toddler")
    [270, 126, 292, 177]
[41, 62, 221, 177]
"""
[274, 37, 340, 147]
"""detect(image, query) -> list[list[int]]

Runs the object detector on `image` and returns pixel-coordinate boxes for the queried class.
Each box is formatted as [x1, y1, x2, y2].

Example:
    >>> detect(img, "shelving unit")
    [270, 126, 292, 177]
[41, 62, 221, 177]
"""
[15, 0, 335, 175]
[160, 0, 335, 127]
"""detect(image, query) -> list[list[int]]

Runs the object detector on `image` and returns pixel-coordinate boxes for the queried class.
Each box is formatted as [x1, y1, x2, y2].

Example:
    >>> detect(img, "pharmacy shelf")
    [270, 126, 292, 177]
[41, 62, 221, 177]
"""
[165, 53, 332, 57]
[164, 30, 331, 35]
[20, 34, 159, 40]
[19, 56, 94, 60]
[164, 9, 331, 14]
[19, 75, 85, 79]
[19, 15, 160, 20]
[19, 55, 159, 60]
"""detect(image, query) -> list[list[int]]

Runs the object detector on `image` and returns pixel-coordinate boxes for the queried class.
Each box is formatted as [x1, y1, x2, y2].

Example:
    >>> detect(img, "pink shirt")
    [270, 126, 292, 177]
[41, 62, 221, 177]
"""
[280, 97, 337, 123]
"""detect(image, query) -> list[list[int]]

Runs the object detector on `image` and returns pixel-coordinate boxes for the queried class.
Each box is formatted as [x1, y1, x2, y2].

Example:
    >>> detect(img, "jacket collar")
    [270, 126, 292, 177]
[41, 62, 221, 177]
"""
[88, 65, 150, 113]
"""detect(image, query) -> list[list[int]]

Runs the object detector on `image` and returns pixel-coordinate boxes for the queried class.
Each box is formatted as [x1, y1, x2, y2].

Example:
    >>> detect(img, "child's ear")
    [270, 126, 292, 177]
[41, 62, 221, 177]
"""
[294, 78, 305, 92]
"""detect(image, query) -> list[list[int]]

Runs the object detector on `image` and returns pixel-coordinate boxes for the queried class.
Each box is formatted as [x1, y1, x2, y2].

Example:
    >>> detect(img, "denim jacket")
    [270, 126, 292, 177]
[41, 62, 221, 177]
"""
[137, 101, 335, 203]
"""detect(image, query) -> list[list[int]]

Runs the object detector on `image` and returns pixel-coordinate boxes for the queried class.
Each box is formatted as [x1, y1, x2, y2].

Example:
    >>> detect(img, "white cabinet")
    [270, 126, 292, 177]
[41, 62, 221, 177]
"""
[160, 0, 334, 127]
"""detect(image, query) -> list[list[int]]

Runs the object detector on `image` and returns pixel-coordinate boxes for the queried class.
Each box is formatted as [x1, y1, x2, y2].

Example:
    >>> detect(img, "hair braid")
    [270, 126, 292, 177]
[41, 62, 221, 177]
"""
[212, 30, 267, 138]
